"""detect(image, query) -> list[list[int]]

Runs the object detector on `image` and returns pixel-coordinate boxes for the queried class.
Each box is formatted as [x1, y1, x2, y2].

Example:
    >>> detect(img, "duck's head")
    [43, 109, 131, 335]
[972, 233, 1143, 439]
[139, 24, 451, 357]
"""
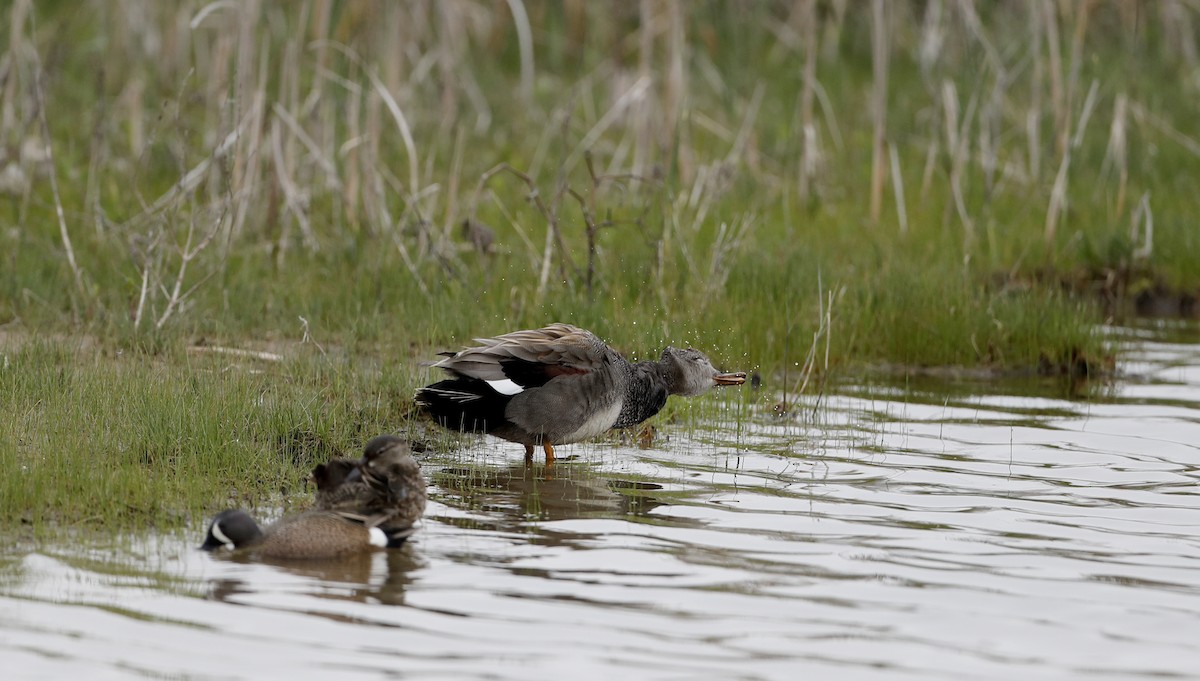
[360, 434, 424, 491]
[362, 435, 420, 473]
[200, 509, 264, 551]
[661, 347, 747, 397]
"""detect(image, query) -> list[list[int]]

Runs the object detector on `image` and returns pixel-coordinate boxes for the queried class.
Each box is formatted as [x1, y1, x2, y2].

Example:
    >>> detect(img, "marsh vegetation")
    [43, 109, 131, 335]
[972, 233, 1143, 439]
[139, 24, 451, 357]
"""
[2, 1, 1198, 528]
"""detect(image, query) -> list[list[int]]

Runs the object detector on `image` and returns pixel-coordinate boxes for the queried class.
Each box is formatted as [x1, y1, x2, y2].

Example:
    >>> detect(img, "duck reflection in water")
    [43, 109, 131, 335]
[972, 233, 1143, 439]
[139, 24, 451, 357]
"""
[435, 459, 667, 525]
[207, 549, 422, 608]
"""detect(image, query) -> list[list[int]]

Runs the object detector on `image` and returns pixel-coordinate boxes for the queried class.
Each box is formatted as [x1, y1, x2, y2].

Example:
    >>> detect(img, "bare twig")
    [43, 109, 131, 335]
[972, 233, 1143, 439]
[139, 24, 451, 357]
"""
[470, 163, 579, 282]
[120, 105, 257, 231]
[187, 345, 284, 362]
[272, 102, 342, 189]
[270, 119, 319, 252]
[155, 208, 224, 330]
[298, 316, 327, 356]
[30, 8, 87, 306]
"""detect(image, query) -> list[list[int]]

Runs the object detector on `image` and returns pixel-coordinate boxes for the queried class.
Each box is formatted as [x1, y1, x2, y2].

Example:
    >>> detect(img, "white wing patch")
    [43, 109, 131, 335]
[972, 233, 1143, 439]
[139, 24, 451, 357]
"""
[487, 379, 525, 396]
[368, 527, 388, 548]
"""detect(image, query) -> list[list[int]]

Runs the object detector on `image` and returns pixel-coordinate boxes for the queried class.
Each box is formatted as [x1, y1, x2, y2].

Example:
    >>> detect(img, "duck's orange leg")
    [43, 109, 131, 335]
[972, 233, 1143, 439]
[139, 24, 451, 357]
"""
[542, 441, 556, 465]
[524, 444, 535, 463]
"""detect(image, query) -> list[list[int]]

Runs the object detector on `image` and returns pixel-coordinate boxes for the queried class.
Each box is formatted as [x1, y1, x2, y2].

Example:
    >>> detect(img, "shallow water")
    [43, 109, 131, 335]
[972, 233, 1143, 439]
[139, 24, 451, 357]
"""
[3, 323, 1200, 680]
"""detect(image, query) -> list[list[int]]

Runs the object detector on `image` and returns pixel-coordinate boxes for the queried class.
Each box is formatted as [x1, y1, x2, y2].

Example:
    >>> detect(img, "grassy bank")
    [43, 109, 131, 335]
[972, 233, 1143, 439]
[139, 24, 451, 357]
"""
[0, 337, 441, 533]
[1, 1, 1198, 531]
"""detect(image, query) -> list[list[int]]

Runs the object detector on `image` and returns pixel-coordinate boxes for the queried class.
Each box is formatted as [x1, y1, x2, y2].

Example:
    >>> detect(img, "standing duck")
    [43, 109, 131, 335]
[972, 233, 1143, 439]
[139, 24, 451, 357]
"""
[201, 435, 426, 560]
[415, 323, 746, 462]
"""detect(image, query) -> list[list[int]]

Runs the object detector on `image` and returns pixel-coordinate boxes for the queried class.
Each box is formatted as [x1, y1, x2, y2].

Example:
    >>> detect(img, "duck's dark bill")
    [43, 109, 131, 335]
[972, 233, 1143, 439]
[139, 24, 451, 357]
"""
[199, 535, 225, 551]
[713, 372, 748, 386]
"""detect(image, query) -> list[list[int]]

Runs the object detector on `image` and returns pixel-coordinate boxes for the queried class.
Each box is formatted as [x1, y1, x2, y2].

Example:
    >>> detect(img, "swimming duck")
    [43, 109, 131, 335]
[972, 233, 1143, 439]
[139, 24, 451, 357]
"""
[200, 509, 409, 560]
[415, 323, 746, 462]
[201, 435, 426, 560]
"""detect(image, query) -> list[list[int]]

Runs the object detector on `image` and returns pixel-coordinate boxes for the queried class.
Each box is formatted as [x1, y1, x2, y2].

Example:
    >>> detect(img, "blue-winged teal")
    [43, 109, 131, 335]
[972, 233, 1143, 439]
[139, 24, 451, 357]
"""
[201, 435, 426, 560]
[416, 324, 746, 461]
[200, 509, 408, 560]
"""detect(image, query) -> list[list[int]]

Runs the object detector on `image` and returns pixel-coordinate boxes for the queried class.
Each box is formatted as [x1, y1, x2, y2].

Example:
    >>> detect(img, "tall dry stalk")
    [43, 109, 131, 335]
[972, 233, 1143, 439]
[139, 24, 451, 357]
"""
[664, 0, 686, 158]
[1041, 0, 1065, 157]
[797, 0, 820, 201]
[29, 7, 87, 309]
[1100, 93, 1128, 216]
[502, 0, 535, 104]
[869, 0, 889, 224]
[1028, 0, 1044, 182]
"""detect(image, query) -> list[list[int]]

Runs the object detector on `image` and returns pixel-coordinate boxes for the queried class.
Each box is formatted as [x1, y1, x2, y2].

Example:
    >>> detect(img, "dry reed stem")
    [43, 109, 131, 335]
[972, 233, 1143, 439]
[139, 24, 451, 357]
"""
[2, 0, 32, 136]
[957, 0, 1005, 81]
[888, 143, 908, 235]
[121, 106, 257, 231]
[1100, 93, 1128, 215]
[1044, 149, 1071, 245]
[664, 0, 686, 154]
[272, 102, 341, 189]
[1062, 0, 1094, 153]
[30, 8, 86, 307]
[1070, 79, 1099, 150]
[1131, 192, 1153, 260]
[270, 120, 318, 252]
[366, 64, 421, 203]
[797, 0, 820, 200]
[1027, 0, 1043, 182]
[1041, 0, 1065, 155]
[869, 0, 889, 224]
[571, 76, 652, 173]
[1129, 101, 1200, 158]
[502, 0, 534, 104]
[941, 80, 977, 241]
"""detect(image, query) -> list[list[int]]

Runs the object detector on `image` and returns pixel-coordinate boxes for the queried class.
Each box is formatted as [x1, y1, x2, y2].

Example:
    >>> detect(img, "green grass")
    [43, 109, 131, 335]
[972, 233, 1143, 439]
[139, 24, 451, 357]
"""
[1, 1, 1197, 533]
[0, 339, 442, 534]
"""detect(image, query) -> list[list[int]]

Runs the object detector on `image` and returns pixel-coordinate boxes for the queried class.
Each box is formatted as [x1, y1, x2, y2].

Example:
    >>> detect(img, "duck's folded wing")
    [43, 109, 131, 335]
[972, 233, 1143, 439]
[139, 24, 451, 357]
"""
[432, 324, 611, 388]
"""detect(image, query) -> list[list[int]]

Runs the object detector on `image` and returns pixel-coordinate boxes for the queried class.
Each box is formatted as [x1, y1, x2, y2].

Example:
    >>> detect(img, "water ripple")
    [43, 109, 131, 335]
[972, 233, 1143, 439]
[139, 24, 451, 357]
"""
[3, 324, 1200, 679]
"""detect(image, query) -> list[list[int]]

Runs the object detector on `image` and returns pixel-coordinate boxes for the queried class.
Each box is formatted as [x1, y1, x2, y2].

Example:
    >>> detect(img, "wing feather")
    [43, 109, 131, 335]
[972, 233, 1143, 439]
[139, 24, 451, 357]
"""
[432, 324, 612, 387]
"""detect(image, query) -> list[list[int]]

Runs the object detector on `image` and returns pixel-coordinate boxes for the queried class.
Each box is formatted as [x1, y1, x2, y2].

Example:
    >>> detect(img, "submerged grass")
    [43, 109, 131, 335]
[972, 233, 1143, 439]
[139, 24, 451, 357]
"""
[1, 1, 1197, 533]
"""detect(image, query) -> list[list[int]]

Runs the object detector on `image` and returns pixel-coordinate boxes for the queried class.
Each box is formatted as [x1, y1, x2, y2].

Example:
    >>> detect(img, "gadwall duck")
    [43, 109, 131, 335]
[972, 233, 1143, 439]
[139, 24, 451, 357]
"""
[416, 323, 746, 462]
[201, 435, 426, 560]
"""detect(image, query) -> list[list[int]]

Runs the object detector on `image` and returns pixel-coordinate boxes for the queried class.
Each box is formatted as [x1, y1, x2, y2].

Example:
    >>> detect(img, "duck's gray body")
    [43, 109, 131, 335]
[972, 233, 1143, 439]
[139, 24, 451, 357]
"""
[416, 324, 745, 457]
